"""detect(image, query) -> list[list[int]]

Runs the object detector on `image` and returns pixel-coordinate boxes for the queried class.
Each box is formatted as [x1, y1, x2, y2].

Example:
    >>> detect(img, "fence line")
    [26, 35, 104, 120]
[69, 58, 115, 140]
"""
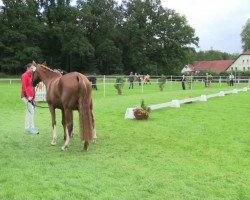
[2, 76, 250, 98]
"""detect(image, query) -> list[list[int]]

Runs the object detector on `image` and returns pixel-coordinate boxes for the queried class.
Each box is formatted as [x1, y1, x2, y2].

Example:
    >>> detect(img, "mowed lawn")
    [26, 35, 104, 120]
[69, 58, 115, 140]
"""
[0, 80, 249, 200]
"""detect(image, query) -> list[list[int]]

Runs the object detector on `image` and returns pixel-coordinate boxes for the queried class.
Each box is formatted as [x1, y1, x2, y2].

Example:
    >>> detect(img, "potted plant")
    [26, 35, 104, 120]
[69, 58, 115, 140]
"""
[207, 74, 213, 87]
[114, 77, 125, 95]
[158, 74, 166, 91]
[186, 75, 193, 90]
[133, 99, 151, 120]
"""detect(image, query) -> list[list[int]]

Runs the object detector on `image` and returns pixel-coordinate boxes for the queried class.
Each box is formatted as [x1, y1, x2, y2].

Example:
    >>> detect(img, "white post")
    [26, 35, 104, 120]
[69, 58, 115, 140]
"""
[10, 79, 12, 84]
[191, 75, 193, 90]
[141, 80, 144, 94]
[103, 75, 106, 97]
[170, 75, 172, 90]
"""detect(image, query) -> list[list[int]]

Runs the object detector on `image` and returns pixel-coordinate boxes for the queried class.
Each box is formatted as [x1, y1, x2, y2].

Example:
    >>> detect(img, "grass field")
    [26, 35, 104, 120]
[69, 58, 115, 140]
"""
[0, 80, 249, 200]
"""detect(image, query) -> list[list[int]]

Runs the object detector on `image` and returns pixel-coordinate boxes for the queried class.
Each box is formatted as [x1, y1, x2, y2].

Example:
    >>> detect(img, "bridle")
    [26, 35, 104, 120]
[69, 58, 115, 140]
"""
[31, 65, 49, 109]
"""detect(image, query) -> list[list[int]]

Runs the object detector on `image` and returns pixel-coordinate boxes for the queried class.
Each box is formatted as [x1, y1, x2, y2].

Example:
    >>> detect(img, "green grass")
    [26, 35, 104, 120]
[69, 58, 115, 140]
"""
[0, 81, 249, 200]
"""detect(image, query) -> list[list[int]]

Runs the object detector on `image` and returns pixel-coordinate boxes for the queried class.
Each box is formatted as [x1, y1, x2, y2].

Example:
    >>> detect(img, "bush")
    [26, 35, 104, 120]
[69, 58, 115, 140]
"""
[114, 77, 125, 95]
[158, 74, 166, 91]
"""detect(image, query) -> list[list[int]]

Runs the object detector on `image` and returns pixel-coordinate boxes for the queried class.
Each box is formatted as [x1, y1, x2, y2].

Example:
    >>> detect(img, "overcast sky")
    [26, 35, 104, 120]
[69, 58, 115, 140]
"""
[162, 0, 250, 54]
[1, 0, 249, 54]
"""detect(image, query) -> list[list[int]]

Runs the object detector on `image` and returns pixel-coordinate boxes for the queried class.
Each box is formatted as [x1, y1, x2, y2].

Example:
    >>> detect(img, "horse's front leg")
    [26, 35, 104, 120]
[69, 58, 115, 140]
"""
[49, 106, 57, 146]
[61, 108, 73, 151]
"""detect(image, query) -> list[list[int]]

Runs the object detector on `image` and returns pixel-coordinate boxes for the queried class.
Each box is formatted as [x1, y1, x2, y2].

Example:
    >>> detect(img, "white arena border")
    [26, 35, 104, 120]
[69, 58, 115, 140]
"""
[125, 87, 250, 119]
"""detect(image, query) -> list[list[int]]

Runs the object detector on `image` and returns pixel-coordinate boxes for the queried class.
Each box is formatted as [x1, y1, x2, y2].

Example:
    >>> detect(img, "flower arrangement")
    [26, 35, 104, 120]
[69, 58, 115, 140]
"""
[133, 99, 151, 120]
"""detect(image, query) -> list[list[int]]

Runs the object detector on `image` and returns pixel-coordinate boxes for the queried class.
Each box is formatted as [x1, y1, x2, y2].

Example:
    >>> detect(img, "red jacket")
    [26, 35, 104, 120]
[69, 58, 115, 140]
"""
[21, 70, 34, 99]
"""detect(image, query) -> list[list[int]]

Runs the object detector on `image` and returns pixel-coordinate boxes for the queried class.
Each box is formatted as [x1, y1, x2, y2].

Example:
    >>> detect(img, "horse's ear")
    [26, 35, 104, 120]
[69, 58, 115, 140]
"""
[42, 61, 47, 66]
[32, 61, 37, 65]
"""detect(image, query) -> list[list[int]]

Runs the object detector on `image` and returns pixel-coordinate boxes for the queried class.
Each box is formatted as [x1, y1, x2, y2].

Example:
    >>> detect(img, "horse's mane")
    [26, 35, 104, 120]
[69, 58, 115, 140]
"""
[39, 64, 56, 73]
[39, 64, 67, 75]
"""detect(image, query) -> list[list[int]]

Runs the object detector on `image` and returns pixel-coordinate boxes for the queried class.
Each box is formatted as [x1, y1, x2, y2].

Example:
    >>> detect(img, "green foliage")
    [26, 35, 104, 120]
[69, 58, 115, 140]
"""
[157, 74, 166, 90]
[207, 74, 213, 81]
[114, 76, 125, 94]
[139, 99, 150, 114]
[194, 50, 238, 61]
[0, 0, 198, 75]
[241, 18, 250, 51]
[186, 75, 193, 89]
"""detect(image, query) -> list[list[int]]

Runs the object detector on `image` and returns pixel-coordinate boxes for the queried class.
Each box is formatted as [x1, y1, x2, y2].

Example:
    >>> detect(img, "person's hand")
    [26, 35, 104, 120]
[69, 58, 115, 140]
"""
[28, 97, 33, 101]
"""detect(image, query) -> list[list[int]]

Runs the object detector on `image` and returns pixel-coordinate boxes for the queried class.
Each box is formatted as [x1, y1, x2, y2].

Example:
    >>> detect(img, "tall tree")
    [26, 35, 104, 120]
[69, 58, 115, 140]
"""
[38, 0, 94, 72]
[120, 0, 198, 75]
[77, 0, 122, 73]
[0, 0, 44, 74]
[241, 18, 250, 51]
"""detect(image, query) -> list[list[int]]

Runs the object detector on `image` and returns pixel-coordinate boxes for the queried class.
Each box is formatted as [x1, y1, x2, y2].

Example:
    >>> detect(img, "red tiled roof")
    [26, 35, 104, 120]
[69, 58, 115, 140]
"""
[193, 60, 234, 73]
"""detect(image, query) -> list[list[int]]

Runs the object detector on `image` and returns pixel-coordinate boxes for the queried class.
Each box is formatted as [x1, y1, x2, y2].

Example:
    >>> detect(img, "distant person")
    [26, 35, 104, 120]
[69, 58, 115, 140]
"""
[21, 63, 39, 134]
[138, 74, 142, 86]
[181, 74, 186, 90]
[144, 74, 151, 84]
[90, 73, 98, 90]
[229, 73, 234, 86]
[128, 72, 134, 89]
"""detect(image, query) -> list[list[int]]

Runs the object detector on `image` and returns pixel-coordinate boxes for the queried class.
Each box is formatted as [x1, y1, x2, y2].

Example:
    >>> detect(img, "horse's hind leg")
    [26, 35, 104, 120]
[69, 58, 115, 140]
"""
[90, 99, 97, 143]
[62, 109, 73, 140]
[61, 108, 72, 151]
[68, 110, 73, 138]
[49, 106, 57, 146]
[61, 109, 66, 140]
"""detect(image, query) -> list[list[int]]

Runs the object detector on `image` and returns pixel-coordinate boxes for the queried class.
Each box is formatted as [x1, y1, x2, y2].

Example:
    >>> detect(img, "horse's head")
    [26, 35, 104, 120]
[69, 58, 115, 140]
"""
[31, 61, 41, 87]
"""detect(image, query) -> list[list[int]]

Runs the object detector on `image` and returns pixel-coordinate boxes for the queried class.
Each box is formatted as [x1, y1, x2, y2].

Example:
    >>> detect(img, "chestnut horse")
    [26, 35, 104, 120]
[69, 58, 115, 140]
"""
[31, 61, 96, 151]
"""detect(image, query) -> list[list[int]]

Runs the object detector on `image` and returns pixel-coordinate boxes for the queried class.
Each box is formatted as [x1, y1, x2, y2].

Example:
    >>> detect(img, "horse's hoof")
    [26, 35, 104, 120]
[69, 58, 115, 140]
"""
[83, 145, 89, 151]
[61, 146, 68, 151]
[51, 141, 57, 146]
[92, 139, 96, 143]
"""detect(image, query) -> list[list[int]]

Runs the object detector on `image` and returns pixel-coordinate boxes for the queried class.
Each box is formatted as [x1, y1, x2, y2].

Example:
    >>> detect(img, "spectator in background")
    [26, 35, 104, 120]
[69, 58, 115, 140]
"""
[90, 73, 98, 90]
[229, 73, 234, 86]
[128, 72, 134, 89]
[144, 74, 151, 84]
[181, 74, 186, 90]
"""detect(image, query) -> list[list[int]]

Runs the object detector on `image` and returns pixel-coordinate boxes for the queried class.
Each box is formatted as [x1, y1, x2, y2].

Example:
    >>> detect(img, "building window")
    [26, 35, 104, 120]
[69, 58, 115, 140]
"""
[235, 67, 237, 71]
[243, 60, 245, 63]
[243, 67, 245, 71]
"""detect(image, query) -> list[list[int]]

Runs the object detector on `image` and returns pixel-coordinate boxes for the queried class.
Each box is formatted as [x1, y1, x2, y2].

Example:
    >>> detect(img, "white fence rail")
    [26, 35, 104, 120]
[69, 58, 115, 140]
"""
[1, 76, 250, 99]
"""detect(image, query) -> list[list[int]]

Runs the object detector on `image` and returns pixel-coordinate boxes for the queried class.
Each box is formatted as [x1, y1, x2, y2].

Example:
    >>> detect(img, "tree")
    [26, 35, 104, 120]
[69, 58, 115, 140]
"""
[0, 0, 200, 75]
[241, 19, 250, 51]
[0, 0, 44, 74]
[120, 0, 198, 75]
[194, 50, 238, 61]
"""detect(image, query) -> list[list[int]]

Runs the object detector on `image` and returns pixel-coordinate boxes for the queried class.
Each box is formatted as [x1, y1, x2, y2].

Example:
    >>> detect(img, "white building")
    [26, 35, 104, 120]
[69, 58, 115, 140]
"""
[227, 51, 250, 72]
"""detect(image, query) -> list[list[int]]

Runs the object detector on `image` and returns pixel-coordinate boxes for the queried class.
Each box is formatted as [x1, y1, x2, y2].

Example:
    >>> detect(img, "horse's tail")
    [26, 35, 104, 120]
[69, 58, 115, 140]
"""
[77, 74, 93, 144]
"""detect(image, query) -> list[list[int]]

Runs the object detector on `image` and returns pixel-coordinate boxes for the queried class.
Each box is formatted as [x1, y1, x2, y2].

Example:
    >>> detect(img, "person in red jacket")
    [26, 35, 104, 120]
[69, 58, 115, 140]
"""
[21, 63, 39, 134]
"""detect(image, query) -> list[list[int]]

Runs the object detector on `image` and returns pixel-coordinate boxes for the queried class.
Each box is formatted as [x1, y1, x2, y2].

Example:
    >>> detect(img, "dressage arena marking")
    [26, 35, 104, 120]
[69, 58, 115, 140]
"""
[124, 87, 250, 119]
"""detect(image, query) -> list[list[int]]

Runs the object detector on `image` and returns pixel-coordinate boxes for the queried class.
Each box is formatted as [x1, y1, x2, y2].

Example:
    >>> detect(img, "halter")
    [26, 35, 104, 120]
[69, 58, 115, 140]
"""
[31, 65, 49, 109]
